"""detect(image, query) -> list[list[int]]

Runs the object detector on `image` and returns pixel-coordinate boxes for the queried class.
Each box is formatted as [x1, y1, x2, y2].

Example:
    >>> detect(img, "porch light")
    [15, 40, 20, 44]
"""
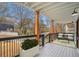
[72, 7, 79, 16]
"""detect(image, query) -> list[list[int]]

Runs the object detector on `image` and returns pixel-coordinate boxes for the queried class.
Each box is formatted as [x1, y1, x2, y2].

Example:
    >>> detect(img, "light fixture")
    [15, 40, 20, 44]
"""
[72, 7, 79, 16]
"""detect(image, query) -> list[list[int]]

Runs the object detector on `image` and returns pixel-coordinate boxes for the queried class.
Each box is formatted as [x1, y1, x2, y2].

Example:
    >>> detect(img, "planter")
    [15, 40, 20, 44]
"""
[20, 45, 39, 57]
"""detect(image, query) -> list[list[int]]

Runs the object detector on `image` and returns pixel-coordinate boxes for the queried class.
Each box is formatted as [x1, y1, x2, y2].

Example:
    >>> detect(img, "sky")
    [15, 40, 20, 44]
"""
[0, 2, 50, 27]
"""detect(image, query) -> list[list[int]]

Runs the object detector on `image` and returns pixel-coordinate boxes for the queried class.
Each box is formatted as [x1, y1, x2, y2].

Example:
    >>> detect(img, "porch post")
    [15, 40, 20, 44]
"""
[34, 10, 40, 41]
[76, 17, 79, 48]
[50, 19, 56, 42]
[50, 19, 55, 33]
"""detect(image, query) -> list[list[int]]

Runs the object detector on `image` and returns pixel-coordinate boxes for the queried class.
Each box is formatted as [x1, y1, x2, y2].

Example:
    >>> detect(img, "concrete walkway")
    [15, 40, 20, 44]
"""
[36, 43, 79, 57]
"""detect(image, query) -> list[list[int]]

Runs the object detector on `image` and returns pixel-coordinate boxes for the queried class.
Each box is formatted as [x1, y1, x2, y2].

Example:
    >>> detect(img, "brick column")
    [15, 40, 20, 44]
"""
[50, 19, 55, 33]
[50, 19, 56, 41]
[34, 10, 40, 41]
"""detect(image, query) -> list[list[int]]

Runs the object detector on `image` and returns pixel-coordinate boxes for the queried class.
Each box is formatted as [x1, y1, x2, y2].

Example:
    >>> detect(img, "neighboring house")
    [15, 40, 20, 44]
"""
[0, 23, 14, 31]
[65, 22, 74, 33]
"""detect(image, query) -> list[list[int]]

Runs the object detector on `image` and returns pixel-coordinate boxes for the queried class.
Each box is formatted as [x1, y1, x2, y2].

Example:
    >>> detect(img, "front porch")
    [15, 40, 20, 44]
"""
[0, 2, 79, 57]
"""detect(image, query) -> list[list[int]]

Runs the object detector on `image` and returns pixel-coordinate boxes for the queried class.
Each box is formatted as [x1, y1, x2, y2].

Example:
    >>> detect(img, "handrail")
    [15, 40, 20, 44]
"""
[44, 33, 57, 37]
[0, 35, 36, 41]
[0, 34, 45, 41]
[57, 32, 74, 34]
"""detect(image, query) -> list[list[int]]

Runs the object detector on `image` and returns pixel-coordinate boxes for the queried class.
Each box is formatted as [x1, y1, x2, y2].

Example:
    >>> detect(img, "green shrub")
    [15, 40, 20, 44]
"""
[21, 39, 38, 50]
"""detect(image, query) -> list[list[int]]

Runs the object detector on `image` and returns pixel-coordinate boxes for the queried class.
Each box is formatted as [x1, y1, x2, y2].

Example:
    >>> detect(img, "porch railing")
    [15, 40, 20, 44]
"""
[0, 33, 74, 57]
[57, 33, 74, 43]
[0, 33, 51, 57]
[0, 35, 37, 57]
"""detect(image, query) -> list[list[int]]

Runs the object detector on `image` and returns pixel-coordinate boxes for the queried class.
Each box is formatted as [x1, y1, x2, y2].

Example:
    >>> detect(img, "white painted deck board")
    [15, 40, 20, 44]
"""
[36, 43, 79, 57]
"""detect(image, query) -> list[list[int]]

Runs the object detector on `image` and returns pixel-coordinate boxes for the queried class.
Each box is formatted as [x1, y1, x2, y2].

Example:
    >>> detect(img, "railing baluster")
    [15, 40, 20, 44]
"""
[4, 41, 5, 57]
[11, 40, 14, 56]
[5, 41, 8, 57]
[42, 34, 45, 46]
[8, 40, 9, 57]
[13, 40, 15, 56]
[49, 34, 51, 43]
[2, 41, 4, 57]
[14, 40, 16, 56]
[0, 42, 1, 56]
[15, 40, 17, 56]
[9, 40, 13, 56]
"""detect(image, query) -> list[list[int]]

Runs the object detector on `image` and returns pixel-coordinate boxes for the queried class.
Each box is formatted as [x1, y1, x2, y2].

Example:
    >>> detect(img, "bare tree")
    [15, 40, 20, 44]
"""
[13, 3, 35, 35]
[40, 20, 49, 33]
[16, 17, 34, 35]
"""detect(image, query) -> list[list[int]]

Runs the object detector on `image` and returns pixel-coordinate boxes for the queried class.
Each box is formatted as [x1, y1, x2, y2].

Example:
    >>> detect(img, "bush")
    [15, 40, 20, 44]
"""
[21, 39, 38, 50]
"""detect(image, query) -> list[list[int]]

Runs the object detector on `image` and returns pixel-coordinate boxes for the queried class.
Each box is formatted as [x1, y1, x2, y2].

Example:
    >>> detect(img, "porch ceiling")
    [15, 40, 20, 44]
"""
[22, 2, 79, 23]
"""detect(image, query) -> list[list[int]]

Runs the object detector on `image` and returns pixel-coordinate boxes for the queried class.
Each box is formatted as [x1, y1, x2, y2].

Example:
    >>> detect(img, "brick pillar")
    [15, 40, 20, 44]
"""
[50, 19, 55, 33]
[50, 19, 56, 41]
[34, 10, 40, 41]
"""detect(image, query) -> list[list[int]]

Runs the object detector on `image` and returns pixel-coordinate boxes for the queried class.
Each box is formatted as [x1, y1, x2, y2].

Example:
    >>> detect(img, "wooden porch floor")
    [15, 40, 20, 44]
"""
[36, 43, 79, 57]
